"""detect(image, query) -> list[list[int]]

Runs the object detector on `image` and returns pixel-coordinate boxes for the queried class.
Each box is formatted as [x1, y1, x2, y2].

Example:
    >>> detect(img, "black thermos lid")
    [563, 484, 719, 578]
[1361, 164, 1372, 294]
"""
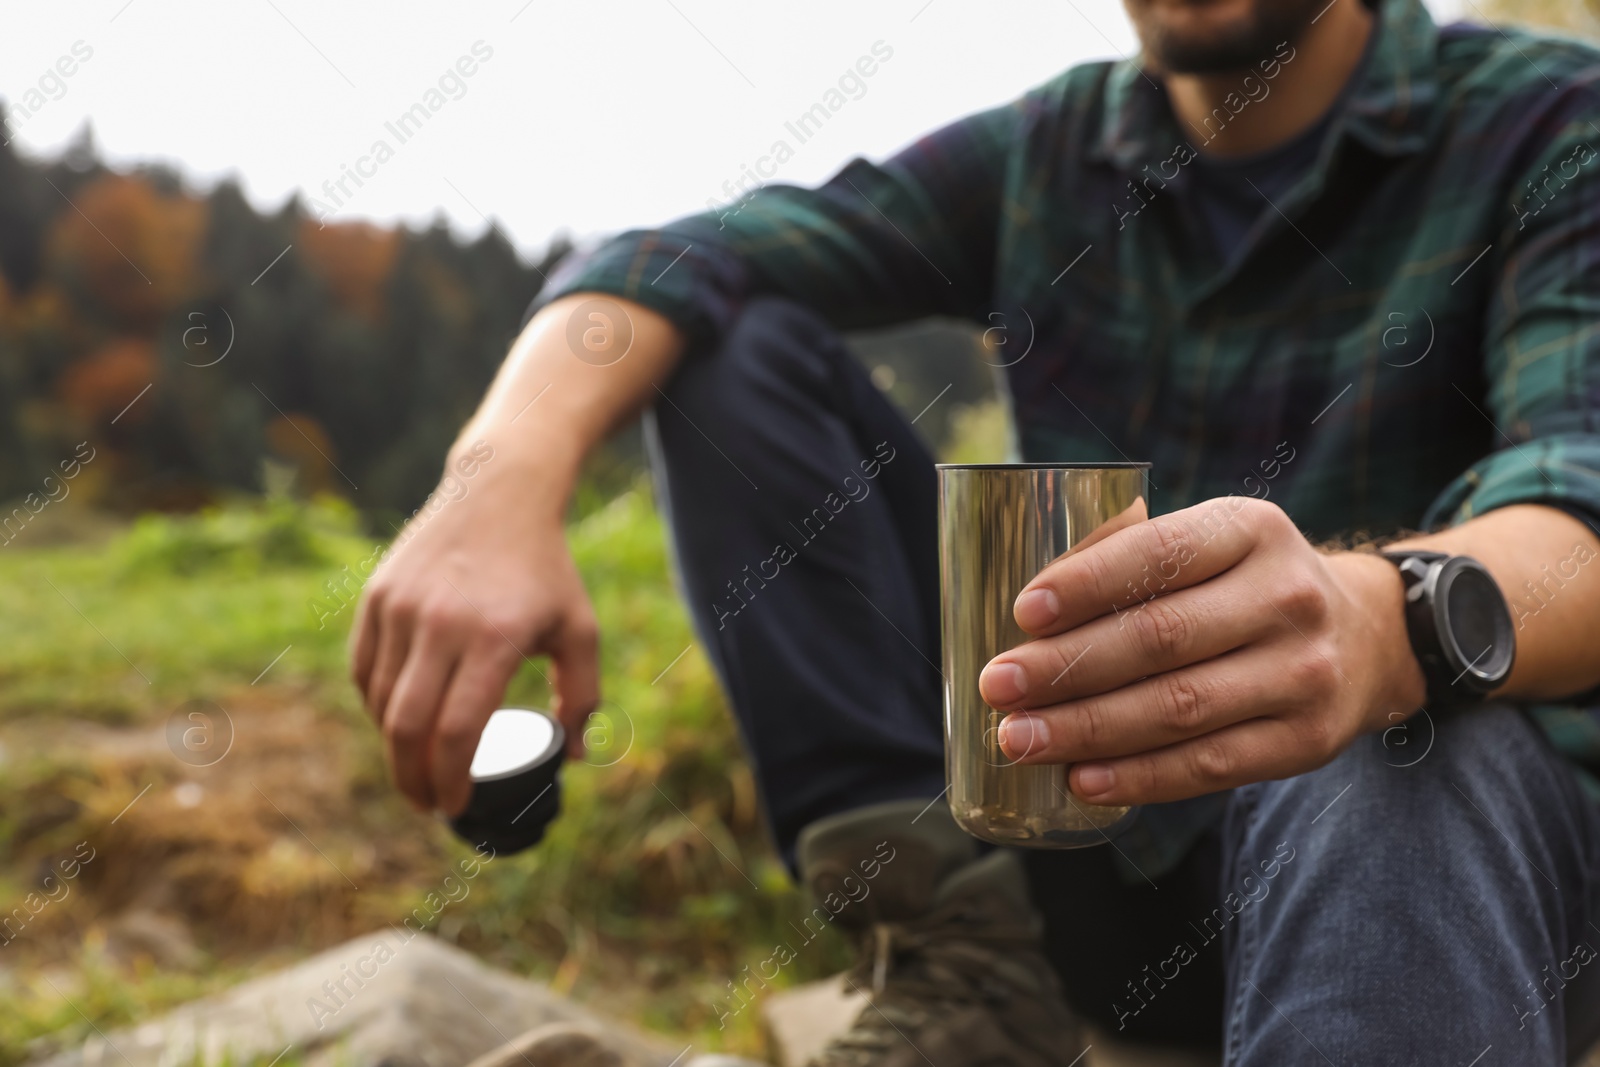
[449, 707, 566, 855]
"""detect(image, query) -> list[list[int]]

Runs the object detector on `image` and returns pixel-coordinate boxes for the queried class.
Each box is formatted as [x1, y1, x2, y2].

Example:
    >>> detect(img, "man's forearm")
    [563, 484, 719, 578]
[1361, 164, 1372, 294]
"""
[1385, 504, 1600, 700]
[449, 293, 688, 513]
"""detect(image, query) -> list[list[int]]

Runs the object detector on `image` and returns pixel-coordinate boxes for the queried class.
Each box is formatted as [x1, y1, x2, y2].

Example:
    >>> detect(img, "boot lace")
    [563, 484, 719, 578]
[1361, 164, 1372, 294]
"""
[813, 903, 1048, 1067]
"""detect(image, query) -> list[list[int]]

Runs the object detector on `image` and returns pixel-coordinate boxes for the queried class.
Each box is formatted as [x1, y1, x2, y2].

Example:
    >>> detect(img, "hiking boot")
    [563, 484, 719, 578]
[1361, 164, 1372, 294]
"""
[797, 798, 1082, 1067]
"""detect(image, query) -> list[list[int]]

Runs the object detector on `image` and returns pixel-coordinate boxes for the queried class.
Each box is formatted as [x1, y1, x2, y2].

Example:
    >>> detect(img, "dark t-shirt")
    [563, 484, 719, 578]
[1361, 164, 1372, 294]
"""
[1185, 111, 1335, 263]
[1180, 28, 1377, 263]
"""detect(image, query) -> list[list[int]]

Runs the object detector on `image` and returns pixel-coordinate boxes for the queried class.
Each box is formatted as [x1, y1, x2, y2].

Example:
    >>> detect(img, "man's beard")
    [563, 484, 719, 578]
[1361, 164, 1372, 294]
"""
[1132, 0, 1327, 74]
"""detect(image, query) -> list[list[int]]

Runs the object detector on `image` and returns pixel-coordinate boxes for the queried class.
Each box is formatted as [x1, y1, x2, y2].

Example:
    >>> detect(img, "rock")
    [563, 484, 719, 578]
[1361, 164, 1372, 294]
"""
[464, 1023, 629, 1067]
[30, 932, 674, 1067]
[760, 975, 863, 1067]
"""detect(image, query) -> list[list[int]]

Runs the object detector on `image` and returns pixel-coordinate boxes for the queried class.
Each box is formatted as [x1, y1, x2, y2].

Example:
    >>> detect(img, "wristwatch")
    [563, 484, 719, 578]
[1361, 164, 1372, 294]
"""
[1379, 550, 1516, 706]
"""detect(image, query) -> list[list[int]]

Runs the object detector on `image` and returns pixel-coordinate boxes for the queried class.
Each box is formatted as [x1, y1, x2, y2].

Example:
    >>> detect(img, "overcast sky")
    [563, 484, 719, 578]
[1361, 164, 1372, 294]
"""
[6, 0, 1464, 260]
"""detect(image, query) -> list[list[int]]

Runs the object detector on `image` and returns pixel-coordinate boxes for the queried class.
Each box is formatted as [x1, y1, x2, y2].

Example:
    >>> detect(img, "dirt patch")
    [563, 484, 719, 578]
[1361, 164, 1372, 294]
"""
[1, 688, 445, 970]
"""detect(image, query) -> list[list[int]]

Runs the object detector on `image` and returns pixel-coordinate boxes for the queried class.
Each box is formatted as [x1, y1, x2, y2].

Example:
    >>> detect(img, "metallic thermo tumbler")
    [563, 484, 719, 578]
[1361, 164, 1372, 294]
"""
[938, 462, 1150, 848]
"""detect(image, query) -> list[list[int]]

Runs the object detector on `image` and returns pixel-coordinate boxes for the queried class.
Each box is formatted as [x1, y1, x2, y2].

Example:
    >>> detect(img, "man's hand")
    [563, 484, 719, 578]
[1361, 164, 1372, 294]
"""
[350, 455, 599, 816]
[981, 497, 1427, 806]
[349, 293, 686, 817]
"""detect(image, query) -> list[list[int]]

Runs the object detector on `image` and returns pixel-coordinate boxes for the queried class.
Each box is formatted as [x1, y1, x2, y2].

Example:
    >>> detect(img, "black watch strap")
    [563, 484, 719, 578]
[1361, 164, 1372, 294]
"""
[1380, 550, 1516, 707]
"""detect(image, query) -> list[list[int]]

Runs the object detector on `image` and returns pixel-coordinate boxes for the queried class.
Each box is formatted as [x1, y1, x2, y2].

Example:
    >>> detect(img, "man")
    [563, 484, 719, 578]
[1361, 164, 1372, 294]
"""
[352, 0, 1600, 1061]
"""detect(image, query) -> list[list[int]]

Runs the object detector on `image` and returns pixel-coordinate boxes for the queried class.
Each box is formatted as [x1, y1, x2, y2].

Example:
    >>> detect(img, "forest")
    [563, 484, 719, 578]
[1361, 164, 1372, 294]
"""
[0, 112, 993, 540]
[0, 115, 562, 527]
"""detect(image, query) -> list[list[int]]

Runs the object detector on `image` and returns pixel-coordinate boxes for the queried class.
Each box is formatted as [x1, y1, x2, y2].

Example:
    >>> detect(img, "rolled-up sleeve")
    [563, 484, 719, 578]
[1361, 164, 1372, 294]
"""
[1422, 107, 1600, 538]
[531, 100, 1021, 351]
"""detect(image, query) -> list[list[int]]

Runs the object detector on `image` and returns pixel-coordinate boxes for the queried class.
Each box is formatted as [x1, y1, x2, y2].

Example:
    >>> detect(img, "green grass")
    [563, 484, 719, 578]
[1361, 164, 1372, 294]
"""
[0, 497, 369, 723]
[0, 488, 850, 1064]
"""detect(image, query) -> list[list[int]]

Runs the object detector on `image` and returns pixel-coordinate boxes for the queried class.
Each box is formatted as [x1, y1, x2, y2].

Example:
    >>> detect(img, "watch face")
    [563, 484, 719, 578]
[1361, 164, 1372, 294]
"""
[1440, 562, 1515, 688]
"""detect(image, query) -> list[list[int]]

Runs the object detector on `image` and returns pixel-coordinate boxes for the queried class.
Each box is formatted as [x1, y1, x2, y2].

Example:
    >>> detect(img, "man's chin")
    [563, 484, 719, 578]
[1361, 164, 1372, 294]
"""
[1128, 0, 1318, 75]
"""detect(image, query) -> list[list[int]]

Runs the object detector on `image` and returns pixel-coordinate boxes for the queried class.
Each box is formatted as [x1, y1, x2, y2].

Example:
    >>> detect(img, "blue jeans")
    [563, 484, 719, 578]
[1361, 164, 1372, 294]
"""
[647, 297, 1600, 1064]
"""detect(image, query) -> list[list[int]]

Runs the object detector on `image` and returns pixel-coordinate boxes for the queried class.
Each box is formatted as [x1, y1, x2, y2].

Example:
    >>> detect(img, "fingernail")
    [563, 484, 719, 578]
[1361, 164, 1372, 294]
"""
[1015, 587, 1061, 630]
[999, 714, 1049, 759]
[1076, 764, 1114, 797]
[980, 660, 1028, 705]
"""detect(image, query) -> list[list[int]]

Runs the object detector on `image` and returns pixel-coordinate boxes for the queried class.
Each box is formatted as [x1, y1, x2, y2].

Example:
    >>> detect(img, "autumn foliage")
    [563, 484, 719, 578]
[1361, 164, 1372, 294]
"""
[45, 173, 205, 326]
[0, 121, 567, 520]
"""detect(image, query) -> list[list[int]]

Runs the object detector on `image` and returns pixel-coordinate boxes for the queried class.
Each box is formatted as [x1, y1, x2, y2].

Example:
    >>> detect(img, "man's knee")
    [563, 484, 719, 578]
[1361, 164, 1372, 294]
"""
[1239, 702, 1582, 851]
[1220, 705, 1599, 1057]
[655, 296, 845, 422]
[1224, 701, 1594, 974]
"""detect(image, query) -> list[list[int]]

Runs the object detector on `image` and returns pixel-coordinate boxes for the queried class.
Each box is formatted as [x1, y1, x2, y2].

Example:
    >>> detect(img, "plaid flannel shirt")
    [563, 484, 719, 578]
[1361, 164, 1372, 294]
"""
[541, 0, 1600, 877]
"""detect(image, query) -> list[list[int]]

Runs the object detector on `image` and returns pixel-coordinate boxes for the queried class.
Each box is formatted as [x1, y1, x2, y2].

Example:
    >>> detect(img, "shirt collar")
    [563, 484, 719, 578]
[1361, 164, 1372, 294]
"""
[1087, 0, 1441, 172]
[1339, 0, 1440, 156]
